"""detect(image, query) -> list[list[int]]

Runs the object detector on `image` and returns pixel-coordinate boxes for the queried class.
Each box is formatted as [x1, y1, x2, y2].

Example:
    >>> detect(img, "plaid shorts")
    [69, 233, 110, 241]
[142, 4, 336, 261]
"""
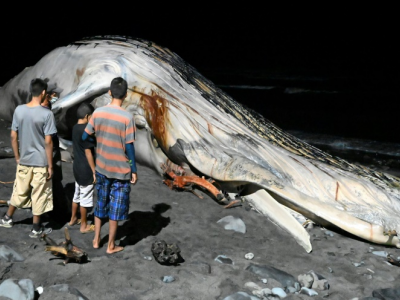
[94, 172, 131, 221]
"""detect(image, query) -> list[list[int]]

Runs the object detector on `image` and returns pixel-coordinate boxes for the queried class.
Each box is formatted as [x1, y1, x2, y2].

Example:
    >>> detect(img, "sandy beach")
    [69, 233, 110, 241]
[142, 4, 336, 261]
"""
[1, 117, 400, 300]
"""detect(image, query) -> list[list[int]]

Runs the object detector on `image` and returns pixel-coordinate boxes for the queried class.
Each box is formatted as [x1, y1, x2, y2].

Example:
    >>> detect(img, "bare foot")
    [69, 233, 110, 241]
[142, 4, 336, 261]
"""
[80, 224, 95, 234]
[93, 240, 100, 249]
[68, 218, 81, 226]
[106, 245, 124, 254]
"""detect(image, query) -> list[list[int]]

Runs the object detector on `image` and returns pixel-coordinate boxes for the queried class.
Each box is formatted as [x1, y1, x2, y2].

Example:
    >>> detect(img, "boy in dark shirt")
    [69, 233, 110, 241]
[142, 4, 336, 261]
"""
[68, 102, 96, 233]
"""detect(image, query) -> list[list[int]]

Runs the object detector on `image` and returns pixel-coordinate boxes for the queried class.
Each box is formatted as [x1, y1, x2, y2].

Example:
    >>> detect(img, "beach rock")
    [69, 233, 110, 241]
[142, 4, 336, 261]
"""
[372, 251, 388, 258]
[312, 278, 329, 291]
[0, 245, 25, 262]
[246, 263, 299, 288]
[217, 215, 246, 233]
[271, 287, 287, 298]
[251, 289, 264, 298]
[372, 287, 400, 299]
[261, 287, 272, 296]
[299, 287, 318, 296]
[352, 261, 365, 267]
[215, 254, 234, 265]
[151, 240, 181, 265]
[298, 273, 313, 288]
[286, 286, 297, 294]
[324, 230, 335, 237]
[244, 281, 262, 291]
[162, 275, 175, 283]
[306, 270, 329, 290]
[0, 279, 35, 300]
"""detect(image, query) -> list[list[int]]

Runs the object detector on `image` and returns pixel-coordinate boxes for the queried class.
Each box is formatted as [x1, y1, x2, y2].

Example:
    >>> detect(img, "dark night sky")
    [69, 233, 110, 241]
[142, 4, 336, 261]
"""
[0, 7, 398, 142]
[1, 8, 396, 85]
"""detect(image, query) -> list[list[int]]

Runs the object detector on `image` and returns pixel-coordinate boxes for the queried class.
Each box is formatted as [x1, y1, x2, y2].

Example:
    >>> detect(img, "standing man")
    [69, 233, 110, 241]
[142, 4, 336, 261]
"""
[83, 77, 137, 254]
[0, 78, 56, 237]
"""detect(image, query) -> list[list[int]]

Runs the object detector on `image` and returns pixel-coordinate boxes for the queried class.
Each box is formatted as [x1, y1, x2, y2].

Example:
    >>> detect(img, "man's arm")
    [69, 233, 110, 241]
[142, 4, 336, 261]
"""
[125, 142, 137, 184]
[85, 148, 96, 183]
[10, 130, 20, 164]
[44, 135, 53, 180]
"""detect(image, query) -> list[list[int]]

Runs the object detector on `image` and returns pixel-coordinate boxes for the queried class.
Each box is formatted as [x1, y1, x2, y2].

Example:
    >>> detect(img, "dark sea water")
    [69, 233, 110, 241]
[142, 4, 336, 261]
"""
[200, 68, 400, 176]
[204, 68, 399, 144]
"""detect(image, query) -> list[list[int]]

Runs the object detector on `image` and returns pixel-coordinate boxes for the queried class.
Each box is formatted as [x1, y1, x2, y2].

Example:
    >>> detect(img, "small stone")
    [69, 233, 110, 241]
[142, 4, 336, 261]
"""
[324, 230, 334, 237]
[271, 287, 287, 298]
[294, 282, 301, 292]
[372, 251, 388, 257]
[244, 282, 262, 290]
[286, 286, 297, 294]
[312, 279, 330, 290]
[352, 262, 364, 267]
[214, 255, 234, 265]
[245, 252, 254, 260]
[300, 287, 318, 296]
[162, 276, 175, 283]
[252, 290, 264, 298]
[298, 273, 313, 288]
[261, 288, 272, 296]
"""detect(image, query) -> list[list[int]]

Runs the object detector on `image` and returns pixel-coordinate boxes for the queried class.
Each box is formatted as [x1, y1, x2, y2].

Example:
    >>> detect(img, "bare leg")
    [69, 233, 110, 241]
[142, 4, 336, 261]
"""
[80, 206, 88, 230]
[6, 205, 16, 218]
[33, 215, 41, 225]
[69, 202, 80, 226]
[106, 219, 123, 254]
[93, 216, 102, 249]
[80, 206, 94, 232]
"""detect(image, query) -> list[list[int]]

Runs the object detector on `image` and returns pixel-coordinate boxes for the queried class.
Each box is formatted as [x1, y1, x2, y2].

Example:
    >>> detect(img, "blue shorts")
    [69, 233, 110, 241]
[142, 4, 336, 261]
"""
[94, 172, 131, 221]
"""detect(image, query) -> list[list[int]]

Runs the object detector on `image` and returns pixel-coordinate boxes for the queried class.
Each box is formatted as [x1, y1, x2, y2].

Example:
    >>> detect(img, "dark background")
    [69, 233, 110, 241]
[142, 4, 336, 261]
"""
[0, 7, 398, 143]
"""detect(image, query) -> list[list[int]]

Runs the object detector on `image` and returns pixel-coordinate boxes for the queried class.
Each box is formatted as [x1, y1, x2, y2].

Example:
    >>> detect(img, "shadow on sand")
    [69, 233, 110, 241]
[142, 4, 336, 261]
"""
[99, 203, 171, 247]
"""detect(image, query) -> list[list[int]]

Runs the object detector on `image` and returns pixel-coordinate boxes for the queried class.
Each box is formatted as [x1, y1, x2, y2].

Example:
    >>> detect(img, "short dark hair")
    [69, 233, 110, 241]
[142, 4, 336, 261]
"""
[30, 78, 48, 97]
[77, 102, 95, 119]
[110, 77, 128, 99]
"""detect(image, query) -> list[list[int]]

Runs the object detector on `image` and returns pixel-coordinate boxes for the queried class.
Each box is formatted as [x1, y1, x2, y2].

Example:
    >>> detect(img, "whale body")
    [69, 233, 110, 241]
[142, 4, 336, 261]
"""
[1, 35, 399, 253]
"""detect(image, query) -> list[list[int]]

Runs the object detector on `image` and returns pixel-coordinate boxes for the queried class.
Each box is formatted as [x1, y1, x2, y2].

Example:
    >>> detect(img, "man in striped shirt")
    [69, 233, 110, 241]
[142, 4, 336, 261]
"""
[83, 77, 137, 254]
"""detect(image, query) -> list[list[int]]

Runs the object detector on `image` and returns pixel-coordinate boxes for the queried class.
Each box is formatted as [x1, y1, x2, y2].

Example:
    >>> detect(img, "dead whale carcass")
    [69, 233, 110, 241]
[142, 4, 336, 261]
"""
[0, 35, 399, 253]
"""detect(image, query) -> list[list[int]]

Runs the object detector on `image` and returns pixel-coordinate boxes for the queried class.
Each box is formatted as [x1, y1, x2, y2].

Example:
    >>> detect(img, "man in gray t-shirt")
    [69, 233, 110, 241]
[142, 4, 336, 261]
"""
[11, 104, 57, 166]
[0, 78, 57, 238]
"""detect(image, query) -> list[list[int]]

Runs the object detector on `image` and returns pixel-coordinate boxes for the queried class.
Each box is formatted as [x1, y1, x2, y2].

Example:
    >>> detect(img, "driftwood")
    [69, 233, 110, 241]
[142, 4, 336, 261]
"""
[43, 227, 88, 265]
